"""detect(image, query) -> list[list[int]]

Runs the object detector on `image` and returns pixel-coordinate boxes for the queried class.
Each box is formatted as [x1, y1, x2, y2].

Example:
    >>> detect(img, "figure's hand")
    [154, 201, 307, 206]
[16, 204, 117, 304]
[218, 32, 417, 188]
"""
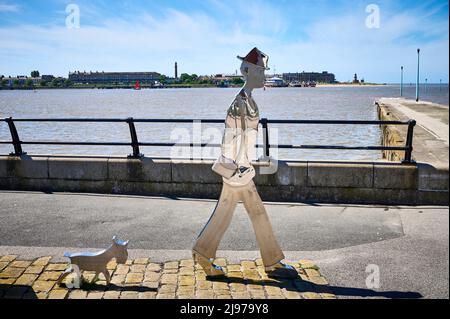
[225, 166, 255, 186]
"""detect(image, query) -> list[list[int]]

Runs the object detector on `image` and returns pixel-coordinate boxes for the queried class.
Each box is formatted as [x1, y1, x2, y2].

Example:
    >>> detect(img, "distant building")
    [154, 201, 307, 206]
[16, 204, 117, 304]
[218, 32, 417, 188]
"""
[41, 75, 55, 81]
[68, 71, 161, 84]
[175, 62, 178, 79]
[208, 74, 242, 86]
[282, 71, 336, 84]
[352, 73, 360, 84]
[6, 75, 33, 85]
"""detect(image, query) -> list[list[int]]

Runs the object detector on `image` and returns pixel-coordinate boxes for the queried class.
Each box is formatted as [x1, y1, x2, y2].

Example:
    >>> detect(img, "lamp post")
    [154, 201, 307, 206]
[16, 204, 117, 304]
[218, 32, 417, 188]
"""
[416, 48, 420, 102]
[400, 66, 404, 97]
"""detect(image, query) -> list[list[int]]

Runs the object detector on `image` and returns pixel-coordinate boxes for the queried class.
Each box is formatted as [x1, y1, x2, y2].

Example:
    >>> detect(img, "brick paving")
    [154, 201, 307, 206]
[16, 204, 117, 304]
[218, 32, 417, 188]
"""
[0, 255, 336, 299]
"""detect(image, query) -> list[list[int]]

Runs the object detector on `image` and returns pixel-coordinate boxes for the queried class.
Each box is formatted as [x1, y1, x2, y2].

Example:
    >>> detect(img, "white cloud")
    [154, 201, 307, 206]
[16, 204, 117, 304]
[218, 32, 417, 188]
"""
[0, 2, 19, 12]
[0, 6, 279, 77]
[268, 5, 449, 82]
[0, 2, 448, 82]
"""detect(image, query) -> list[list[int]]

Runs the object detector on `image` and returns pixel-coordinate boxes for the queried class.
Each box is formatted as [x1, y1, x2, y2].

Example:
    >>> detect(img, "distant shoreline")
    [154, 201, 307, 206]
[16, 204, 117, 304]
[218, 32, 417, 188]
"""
[0, 83, 389, 90]
[317, 83, 386, 87]
[0, 84, 233, 90]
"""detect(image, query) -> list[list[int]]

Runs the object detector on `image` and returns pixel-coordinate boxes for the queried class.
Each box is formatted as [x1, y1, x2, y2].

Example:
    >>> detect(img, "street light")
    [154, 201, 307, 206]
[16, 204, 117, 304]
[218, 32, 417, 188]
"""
[400, 66, 404, 97]
[416, 48, 420, 102]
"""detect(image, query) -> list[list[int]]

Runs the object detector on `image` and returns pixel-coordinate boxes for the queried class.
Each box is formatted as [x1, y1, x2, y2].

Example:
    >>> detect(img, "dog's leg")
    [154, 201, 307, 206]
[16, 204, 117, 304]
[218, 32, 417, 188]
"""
[91, 272, 100, 284]
[56, 265, 73, 286]
[71, 264, 82, 289]
[102, 268, 111, 286]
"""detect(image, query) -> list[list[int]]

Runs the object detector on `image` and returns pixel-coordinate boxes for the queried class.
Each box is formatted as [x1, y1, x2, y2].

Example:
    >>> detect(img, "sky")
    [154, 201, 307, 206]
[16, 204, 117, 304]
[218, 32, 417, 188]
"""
[0, 0, 448, 83]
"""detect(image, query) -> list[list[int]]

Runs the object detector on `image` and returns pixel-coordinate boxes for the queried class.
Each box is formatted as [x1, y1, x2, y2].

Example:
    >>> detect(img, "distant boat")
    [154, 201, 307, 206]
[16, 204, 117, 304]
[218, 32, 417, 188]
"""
[265, 77, 287, 87]
[289, 81, 302, 87]
[301, 81, 317, 88]
[134, 81, 141, 90]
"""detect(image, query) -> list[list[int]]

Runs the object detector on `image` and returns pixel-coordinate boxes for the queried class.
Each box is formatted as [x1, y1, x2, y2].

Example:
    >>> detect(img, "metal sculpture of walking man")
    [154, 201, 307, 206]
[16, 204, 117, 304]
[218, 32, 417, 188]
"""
[192, 48, 298, 279]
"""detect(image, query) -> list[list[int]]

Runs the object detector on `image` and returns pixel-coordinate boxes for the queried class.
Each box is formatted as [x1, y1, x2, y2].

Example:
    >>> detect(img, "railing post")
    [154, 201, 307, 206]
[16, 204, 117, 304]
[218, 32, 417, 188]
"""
[126, 117, 144, 158]
[402, 120, 416, 164]
[261, 118, 270, 158]
[5, 117, 26, 156]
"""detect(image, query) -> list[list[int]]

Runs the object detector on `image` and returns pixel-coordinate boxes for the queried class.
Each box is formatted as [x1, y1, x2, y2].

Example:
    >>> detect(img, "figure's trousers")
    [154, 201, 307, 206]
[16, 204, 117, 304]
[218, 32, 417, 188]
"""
[192, 180, 285, 268]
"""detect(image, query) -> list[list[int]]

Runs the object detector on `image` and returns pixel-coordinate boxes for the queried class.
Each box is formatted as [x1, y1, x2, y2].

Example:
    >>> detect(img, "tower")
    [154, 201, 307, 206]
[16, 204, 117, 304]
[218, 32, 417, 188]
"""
[175, 62, 178, 79]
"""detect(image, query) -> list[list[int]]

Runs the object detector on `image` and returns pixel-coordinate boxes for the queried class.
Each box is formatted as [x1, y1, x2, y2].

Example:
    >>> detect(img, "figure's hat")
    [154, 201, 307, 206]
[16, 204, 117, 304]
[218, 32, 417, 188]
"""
[237, 47, 270, 70]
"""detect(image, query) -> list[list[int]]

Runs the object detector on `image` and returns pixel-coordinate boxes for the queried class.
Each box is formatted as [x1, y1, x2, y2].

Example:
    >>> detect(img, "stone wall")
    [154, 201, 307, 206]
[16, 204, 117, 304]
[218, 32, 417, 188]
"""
[376, 102, 408, 162]
[0, 155, 447, 205]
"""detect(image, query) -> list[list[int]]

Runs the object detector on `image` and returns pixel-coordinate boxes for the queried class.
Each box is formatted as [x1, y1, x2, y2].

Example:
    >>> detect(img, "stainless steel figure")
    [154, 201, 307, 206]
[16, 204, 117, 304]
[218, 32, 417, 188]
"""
[193, 48, 297, 279]
[193, 179, 285, 267]
[193, 90, 284, 266]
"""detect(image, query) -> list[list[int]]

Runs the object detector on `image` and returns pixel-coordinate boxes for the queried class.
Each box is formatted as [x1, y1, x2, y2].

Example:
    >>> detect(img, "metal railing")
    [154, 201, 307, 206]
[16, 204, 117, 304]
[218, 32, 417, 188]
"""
[1, 117, 416, 163]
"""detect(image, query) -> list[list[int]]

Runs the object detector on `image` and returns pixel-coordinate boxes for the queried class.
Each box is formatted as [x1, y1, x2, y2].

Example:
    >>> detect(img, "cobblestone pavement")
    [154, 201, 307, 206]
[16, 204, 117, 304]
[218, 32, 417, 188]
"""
[0, 255, 336, 299]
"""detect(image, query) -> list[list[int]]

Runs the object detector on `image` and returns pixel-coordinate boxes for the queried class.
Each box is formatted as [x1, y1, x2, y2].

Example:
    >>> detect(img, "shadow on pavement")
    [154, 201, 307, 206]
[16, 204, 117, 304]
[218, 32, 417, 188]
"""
[327, 286, 423, 299]
[1, 284, 38, 299]
[64, 282, 158, 293]
[207, 277, 423, 299]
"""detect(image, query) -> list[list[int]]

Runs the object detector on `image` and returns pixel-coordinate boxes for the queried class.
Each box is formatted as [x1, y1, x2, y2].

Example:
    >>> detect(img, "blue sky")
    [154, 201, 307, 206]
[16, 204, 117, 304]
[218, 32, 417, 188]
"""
[0, 0, 448, 83]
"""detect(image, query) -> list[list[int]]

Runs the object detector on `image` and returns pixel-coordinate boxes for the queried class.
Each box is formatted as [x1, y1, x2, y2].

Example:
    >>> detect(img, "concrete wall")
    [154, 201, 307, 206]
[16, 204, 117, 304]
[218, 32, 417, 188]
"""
[0, 155, 447, 206]
[377, 102, 408, 162]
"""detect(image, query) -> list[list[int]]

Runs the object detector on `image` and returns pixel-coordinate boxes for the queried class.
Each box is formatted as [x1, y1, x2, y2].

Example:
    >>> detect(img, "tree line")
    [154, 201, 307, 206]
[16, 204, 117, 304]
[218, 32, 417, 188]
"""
[159, 73, 244, 86]
[1, 70, 245, 89]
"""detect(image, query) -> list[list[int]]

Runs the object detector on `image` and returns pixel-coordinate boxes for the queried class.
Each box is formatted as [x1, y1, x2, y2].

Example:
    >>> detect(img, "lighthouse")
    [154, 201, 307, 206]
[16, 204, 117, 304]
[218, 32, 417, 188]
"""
[175, 62, 178, 79]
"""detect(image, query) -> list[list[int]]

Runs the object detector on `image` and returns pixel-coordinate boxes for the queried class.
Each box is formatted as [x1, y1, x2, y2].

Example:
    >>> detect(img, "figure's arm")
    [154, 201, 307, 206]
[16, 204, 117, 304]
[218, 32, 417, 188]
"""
[220, 96, 242, 162]
[212, 96, 243, 179]
[233, 98, 248, 166]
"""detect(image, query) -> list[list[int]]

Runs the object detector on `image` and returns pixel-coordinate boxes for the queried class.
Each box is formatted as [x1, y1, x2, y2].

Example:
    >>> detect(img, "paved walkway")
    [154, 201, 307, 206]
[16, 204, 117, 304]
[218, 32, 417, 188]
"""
[385, 98, 448, 145]
[0, 255, 334, 299]
[378, 98, 449, 167]
[1, 191, 448, 298]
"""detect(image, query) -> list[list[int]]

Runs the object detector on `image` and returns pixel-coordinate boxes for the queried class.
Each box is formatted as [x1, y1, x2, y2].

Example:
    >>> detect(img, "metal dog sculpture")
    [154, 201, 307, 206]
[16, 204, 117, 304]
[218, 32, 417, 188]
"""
[57, 236, 129, 288]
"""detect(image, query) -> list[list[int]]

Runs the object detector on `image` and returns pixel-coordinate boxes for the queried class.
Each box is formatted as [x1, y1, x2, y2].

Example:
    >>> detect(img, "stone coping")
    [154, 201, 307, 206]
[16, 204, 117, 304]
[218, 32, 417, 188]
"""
[1, 155, 447, 205]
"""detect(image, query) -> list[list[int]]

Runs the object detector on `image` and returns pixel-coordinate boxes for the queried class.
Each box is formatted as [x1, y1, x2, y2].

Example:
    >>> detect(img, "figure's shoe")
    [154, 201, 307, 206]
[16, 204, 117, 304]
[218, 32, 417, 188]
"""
[192, 250, 226, 277]
[265, 262, 298, 279]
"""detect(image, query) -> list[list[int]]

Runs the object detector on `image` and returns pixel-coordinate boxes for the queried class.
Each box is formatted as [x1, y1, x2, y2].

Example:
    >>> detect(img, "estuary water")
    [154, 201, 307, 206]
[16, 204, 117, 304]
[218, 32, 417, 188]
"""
[0, 84, 448, 161]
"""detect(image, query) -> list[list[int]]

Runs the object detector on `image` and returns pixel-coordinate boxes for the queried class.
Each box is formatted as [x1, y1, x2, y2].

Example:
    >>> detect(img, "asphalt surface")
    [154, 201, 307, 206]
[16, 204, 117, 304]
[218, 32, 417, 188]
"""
[0, 190, 448, 299]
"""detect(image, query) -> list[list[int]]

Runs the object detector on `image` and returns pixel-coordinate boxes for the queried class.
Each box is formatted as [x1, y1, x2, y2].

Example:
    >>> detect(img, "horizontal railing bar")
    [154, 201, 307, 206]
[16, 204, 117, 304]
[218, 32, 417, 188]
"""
[3, 118, 127, 123]
[4, 141, 221, 147]
[140, 143, 222, 147]
[267, 120, 409, 125]
[7, 142, 225, 148]
[18, 142, 132, 146]
[2, 118, 411, 125]
[1, 118, 224, 123]
[274, 145, 408, 151]
[0, 140, 408, 151]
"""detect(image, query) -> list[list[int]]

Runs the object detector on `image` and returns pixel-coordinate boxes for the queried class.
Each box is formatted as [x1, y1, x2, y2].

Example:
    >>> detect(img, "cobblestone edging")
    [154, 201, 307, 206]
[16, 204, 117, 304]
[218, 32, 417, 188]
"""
[0, 255, 336, 299]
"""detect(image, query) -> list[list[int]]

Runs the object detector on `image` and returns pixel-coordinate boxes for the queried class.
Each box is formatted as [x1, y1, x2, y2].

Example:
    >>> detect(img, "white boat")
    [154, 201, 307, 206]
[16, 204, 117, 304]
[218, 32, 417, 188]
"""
[265, 77, 287, 87]
[289, 81, 302, 87]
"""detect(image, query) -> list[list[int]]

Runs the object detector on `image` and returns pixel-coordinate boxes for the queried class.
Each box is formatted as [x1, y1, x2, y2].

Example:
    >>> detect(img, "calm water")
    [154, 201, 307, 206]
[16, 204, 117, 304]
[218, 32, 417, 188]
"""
[0, 84, 448, 161]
